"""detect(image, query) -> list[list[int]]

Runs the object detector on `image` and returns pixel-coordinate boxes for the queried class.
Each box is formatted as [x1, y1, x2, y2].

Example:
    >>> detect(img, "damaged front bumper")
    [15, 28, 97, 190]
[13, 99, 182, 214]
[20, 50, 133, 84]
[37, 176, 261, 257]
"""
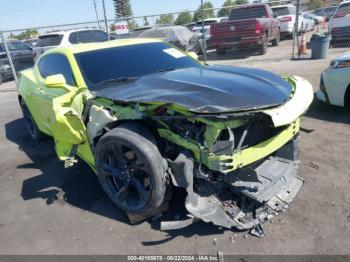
[161, 77, 313, 236]
[163, 136, 303, 237]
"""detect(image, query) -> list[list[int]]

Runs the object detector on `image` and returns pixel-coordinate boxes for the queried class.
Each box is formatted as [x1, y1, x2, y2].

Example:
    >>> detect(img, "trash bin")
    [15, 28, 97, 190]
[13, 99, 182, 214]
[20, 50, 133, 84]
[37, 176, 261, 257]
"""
[310, 33, 331, 59]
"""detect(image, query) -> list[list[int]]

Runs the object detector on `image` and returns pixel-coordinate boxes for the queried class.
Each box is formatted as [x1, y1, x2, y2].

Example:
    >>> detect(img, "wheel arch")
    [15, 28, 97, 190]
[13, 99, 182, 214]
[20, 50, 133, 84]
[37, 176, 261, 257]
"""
[92, 119, 160, 149]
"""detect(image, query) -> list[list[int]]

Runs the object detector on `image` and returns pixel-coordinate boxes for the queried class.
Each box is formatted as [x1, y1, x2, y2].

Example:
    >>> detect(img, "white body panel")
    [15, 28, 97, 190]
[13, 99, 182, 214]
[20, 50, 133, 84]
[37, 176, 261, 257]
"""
[329, 1, 350, 31]
[317, 52, 350, 107]
[272, 5, 303, 34]
[192, 17, 227, 41]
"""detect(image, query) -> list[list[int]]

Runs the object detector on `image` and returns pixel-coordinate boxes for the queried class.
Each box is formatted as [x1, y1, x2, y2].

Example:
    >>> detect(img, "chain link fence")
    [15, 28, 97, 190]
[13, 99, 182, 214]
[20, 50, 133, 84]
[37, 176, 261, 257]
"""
[0, 0, 345, 87]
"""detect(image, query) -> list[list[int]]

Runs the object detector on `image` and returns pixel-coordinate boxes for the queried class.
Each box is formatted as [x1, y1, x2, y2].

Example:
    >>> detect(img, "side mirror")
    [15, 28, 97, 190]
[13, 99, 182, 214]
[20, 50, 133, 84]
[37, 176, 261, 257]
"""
[187, 51, 199, 60]
[44, 74, 66, 88]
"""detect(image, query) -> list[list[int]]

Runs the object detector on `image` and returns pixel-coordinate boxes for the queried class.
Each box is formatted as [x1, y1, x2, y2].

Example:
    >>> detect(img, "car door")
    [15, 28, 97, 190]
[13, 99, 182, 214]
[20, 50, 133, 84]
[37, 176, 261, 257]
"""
[35, 53, 92, 165]
[33, 53, 78, 133]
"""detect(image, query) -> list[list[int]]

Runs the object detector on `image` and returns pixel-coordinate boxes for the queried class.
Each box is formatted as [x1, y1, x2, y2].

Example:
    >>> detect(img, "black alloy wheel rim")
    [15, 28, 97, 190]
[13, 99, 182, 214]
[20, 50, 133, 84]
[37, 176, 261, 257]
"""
[100, 141, 152, 211]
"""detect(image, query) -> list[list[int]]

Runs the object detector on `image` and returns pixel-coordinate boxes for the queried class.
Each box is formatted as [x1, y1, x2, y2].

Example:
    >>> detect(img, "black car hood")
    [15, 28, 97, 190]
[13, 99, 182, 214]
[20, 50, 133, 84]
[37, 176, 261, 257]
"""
[94, 65, 292, 113]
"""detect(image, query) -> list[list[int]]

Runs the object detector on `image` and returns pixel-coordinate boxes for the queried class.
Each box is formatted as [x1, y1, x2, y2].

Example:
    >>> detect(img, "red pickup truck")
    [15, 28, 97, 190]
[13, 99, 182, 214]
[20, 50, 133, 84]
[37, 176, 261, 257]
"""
[210, 4, 280, 55]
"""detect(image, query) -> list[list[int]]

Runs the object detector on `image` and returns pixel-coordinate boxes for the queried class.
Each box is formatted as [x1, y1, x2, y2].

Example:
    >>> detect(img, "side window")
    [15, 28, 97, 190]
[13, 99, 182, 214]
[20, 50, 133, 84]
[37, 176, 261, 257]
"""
[38, 54, 76, 86]
[69, 32, 78, 44]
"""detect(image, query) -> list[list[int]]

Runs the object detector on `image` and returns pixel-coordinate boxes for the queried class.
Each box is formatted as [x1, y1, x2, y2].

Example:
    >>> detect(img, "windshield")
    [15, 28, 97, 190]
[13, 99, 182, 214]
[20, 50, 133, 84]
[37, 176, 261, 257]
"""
[229, 6, 267, 20]
[75, 42, 201, 88]
[38, 34, 63, 47]
[272, 7, 295, 16]
[6, 41, 32, 51]
[139, 29, 170, 38]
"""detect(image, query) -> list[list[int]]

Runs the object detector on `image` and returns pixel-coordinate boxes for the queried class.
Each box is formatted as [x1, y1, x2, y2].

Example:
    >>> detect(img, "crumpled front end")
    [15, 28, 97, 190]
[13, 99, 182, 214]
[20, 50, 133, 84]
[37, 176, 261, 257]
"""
[159, 76, 313, 236]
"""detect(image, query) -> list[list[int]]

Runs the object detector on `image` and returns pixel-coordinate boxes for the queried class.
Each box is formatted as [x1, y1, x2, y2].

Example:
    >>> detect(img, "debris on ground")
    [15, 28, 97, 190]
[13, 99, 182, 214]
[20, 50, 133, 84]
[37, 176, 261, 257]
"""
[309, 161, 319, 169]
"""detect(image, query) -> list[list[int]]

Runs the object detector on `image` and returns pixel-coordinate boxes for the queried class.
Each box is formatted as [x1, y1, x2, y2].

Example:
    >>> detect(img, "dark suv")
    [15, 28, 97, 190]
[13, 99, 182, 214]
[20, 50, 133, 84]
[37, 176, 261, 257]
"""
[0, 40, 34, 84]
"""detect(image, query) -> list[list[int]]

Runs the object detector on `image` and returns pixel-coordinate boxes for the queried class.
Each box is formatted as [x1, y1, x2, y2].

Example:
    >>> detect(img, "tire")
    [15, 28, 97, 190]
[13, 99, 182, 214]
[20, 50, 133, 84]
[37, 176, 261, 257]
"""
[19, 99, 47, 141]
[258, 33, 268, 55]
[0, 73, 3, 85]
[216, 49, 227, 56]
[94, 123, 169, 215]
[272, 29, 280, 47]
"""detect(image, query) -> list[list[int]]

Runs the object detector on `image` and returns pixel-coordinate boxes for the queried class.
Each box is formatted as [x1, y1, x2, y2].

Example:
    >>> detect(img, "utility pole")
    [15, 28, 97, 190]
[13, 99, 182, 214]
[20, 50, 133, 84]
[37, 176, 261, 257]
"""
[93, 0, 101, 28]
[292, 0, 300, 59]
[201, 0, 207, 65]
[101, 0, 110, 40]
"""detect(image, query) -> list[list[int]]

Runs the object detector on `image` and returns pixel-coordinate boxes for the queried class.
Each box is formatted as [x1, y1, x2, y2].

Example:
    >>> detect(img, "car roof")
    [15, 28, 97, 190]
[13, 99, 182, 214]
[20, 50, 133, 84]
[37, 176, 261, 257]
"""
[39, 28, 104, 37]
[46, 38, 162, 55]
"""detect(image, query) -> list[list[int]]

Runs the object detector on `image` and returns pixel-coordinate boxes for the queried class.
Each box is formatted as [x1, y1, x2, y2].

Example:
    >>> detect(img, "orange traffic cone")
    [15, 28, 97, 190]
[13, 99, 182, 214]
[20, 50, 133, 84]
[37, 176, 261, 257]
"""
[298, 33, 307, 55]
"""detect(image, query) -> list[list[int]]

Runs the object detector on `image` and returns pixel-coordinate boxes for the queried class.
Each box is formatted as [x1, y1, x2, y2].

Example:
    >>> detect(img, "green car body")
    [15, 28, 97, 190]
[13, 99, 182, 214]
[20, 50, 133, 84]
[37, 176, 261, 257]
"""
[18, 39, 314, 235]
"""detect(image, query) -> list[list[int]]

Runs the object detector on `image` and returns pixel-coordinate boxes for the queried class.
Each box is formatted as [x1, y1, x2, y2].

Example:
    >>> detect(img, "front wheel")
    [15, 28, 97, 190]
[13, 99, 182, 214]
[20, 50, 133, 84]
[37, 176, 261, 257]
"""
[94, 123, 169, 215]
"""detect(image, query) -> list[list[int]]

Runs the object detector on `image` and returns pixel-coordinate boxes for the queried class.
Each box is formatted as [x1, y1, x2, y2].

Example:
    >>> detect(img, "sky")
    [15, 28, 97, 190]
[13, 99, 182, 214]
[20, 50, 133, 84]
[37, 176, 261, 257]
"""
[0, 0, 226, 32]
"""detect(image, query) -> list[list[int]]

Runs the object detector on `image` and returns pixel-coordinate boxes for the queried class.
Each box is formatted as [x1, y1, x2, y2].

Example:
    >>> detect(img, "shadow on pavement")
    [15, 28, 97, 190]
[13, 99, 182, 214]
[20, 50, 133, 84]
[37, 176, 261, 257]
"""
[5, 118, 128, 223]
[305, 100, 350, 124]
[5, 118, 226, 244]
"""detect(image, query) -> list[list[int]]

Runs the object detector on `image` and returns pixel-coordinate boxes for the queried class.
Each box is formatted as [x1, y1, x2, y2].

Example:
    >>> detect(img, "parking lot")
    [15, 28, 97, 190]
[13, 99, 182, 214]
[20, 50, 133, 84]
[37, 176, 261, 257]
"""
[0, 36, 349, 255]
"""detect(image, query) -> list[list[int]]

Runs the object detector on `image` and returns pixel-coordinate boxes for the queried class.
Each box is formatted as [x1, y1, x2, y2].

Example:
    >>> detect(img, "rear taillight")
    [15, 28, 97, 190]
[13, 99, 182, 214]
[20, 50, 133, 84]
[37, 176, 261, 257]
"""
[255, 22, 262, 34]
[334, 12, 347, 18]
[279, 16, 292, 22]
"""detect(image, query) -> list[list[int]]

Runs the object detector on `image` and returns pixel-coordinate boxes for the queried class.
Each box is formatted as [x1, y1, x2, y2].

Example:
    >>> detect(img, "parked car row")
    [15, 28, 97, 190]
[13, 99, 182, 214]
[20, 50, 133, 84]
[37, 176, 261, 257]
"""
[0, 40, 34, 84]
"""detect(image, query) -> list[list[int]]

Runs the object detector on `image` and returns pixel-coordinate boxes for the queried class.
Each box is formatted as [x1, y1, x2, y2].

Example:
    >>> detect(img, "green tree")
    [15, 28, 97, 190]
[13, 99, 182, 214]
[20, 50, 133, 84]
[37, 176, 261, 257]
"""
[193, 1, 215, 22]
[156, 14, 174, 25]
[217, 0, 235, 17]
[174, 11, 193, 25]
[143, 17, 149, 26]
[12, 29, 39, 40]
[113, 0, 133, 18]
[309, 0, 324, 10]
[128, 20, 138, 30]
[235, 0, 248, 5]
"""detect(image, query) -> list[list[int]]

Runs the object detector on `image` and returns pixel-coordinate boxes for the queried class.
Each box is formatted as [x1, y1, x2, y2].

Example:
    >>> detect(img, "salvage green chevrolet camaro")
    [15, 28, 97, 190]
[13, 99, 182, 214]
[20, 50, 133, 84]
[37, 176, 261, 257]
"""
[18, 39, 313, 236]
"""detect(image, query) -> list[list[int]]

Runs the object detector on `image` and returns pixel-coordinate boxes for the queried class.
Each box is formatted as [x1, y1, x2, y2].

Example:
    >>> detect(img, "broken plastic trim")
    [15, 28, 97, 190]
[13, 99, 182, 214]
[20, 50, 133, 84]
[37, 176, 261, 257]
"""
[161, 138, 303, 235]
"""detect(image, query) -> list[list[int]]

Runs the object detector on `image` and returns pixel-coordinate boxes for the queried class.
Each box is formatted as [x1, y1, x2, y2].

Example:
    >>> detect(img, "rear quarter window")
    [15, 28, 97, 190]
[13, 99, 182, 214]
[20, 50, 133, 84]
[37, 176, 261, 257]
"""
[38, 34, 63, 47]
